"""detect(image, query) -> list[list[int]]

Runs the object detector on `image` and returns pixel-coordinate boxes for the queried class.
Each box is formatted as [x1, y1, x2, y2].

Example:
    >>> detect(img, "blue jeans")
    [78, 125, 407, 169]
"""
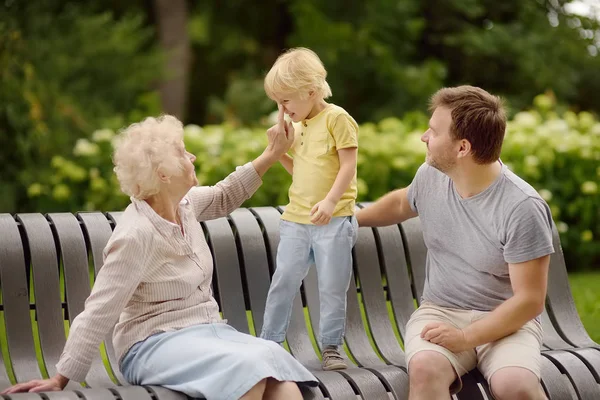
[260, 216, 358, 346]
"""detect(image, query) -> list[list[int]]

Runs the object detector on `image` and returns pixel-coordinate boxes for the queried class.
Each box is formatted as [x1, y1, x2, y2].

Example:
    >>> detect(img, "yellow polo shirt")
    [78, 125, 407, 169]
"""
[282, 103, 359, 224]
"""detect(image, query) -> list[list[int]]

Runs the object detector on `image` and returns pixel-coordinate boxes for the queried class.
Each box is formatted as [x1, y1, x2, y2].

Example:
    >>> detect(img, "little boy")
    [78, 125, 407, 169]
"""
[260, 47, 359, 371]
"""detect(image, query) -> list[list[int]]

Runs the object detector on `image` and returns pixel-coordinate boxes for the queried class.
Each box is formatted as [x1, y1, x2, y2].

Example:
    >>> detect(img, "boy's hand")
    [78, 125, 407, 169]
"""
[310, 198, 336, 225]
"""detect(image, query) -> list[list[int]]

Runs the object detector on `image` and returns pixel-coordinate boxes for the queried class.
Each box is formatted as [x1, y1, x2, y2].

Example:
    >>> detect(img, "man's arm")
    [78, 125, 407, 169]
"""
[422, 255, 549, 352]
[356, 187, 418, 227]
[462, 255, 549, 346]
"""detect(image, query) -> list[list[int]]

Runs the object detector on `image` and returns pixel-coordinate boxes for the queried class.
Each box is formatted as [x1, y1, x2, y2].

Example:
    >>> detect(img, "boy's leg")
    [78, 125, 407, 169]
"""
[260, 220, 312, 343]
[312, 216, 357, 367]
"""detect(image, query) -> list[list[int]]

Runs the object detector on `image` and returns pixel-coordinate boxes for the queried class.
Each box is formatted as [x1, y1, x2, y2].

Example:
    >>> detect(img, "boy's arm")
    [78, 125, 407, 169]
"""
[279, 153, 294, 175]
[310, 147, 357, 225]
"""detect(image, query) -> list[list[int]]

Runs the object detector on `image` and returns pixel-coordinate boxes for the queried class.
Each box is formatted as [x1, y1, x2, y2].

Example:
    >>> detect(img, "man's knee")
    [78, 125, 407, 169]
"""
[408, 351, 456, 387]
[490, 367, 545, 400]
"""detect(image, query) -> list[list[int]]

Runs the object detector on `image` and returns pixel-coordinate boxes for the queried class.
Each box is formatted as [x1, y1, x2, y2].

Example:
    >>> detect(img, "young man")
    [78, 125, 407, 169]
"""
[356, 86, 553, 400]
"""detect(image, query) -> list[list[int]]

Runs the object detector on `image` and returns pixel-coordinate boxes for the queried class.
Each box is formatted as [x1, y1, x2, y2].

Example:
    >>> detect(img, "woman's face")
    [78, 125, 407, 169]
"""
[170, 141, 199, 191]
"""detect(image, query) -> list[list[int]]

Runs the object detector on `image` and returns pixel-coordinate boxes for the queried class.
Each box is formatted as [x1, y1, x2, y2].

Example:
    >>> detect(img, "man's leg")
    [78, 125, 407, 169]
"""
[477, 319, 546, 400]
[489, 368, 546, 400]
[408, 351, 457, 400]
[261, 220, 312, 343]
[404, 303, 477, 399]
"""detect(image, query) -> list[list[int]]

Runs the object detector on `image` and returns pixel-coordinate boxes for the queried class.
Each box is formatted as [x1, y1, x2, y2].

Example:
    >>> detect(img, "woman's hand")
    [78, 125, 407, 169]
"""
[266, 104, 295, 158]
[1, 374, 70, 394]
[253, 104, 295, 176]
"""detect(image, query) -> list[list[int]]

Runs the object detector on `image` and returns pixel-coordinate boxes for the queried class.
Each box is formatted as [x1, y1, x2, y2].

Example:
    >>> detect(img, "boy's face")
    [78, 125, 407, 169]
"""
[276, 92, 316, 122]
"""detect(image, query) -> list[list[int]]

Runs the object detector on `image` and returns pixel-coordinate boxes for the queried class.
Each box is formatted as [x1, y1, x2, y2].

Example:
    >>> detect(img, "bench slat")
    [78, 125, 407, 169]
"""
[546, 226, 599, 350]
[203, 218, 249, 333]
[0, 214, 41, 384]
[353, 218, 406, 367]
[371, 223, 415, 342]
[77, 213, 126, 385]
[48, 213, 116, 387]
[543, 350, 600, 399]
[17, 214, 80, 390]
[399, 219, 427, 305]
[229, 208, 272, 333]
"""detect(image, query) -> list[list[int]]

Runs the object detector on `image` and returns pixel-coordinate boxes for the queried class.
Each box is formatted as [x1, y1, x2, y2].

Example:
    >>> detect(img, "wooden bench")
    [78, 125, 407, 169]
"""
[0, 205, 599, 399]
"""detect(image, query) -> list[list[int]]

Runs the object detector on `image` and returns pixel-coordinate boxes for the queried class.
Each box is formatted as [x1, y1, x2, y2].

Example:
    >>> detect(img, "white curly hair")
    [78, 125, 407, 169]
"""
[112, 115, 185, 199]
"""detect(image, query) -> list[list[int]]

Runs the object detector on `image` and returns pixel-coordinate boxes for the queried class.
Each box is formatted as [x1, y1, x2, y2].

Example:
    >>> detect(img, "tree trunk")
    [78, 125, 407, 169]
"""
[154, 0, 190, 121]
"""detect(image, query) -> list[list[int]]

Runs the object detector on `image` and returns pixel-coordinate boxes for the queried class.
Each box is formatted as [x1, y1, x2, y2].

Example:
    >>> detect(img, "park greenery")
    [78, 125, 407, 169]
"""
[1, 0, 599, 270]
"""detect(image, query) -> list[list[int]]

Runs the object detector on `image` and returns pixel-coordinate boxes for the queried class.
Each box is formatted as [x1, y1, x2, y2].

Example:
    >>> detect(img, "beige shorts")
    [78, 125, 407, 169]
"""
[405, 302, 543, 394]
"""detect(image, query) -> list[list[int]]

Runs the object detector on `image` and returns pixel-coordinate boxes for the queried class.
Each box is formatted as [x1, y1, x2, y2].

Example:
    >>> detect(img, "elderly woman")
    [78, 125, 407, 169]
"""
[1, 111, 317, 400]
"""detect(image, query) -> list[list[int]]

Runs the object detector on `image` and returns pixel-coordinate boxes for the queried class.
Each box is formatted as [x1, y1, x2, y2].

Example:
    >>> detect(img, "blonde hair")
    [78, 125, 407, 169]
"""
[264, 47, 332, 100]
[112, 115, 185, 199]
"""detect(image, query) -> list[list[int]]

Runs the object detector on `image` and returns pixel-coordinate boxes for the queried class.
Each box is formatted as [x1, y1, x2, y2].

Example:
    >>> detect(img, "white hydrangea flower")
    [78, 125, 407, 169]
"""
[92, 129, 114, 142]
[73, 139, 100, 157]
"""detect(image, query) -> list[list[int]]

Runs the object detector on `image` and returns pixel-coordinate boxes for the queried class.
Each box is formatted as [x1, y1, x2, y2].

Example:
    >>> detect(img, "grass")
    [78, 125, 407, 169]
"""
[1, 272, 599, 384]
[566, 271, 600, 343]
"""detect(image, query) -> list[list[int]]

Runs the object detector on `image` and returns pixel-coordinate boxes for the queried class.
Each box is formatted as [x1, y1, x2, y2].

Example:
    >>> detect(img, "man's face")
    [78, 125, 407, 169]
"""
[421, 106, 460, 173]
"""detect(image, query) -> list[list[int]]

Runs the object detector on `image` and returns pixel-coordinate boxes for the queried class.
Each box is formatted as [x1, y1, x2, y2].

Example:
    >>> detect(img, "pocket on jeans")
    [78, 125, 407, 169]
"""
[348, 216, 359, 244]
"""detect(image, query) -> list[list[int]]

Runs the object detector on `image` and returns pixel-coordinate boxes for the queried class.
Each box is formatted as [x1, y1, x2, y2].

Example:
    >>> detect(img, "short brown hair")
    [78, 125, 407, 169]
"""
[429, 86, 506, 164]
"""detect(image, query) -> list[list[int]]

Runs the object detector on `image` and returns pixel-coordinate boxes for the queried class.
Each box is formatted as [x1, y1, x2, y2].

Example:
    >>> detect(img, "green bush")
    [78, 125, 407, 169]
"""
[30, 94, 599, 270]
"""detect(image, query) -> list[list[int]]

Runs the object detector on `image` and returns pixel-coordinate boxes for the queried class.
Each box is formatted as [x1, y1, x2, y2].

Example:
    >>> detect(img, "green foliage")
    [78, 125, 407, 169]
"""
[31, 94, 599, 270]
[0, 1, 161, 212]
[184, 0, 600, 126]
[502, 93, 600, 270]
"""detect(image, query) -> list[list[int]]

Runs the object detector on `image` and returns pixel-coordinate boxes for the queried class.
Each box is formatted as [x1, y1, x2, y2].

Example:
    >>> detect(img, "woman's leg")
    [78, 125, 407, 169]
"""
[240, 379, 267, 400]
[263, 379, 302, 400]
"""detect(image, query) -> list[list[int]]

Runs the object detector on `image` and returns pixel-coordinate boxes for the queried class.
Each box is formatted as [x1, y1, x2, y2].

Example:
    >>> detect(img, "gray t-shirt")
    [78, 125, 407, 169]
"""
[407, 162, 554, 311]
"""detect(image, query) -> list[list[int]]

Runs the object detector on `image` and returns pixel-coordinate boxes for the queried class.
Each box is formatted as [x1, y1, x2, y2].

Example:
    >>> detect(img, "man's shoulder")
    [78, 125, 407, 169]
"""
[498, 166, 551, 222]
[501, 166, 543, 200]
[415, 162, 448, 184]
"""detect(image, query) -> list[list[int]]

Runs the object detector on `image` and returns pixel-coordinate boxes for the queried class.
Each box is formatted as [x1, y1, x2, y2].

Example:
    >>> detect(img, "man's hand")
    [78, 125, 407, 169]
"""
[1, 374, 69, 394]
[421, 322, 472, 353]
[310, 198, 336, 225]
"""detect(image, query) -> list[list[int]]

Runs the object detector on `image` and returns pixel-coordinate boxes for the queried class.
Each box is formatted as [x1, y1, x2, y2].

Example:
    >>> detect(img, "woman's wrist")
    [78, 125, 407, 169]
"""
[53, 374, 70, 389]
